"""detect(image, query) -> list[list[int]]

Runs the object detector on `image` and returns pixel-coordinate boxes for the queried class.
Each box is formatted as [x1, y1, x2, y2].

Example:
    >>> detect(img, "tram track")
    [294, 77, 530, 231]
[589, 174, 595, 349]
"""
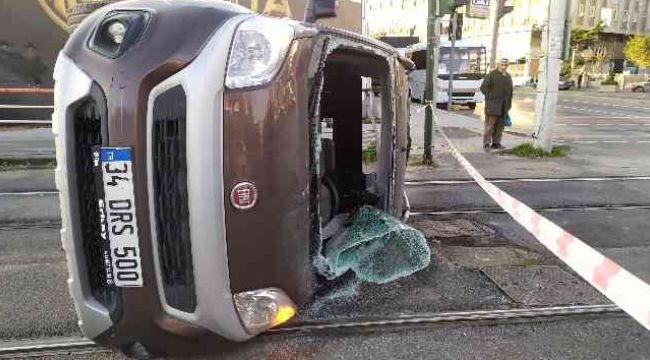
[0, 304, 622, 358]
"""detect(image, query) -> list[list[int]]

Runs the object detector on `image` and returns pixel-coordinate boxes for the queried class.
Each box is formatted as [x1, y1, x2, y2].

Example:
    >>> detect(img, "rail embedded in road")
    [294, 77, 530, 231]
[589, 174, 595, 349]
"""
[0, 305, 621, 357]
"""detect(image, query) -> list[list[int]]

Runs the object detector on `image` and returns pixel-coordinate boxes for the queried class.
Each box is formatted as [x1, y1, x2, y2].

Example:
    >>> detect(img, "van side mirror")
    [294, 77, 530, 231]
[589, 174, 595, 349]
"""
[305, 0, 337, 22]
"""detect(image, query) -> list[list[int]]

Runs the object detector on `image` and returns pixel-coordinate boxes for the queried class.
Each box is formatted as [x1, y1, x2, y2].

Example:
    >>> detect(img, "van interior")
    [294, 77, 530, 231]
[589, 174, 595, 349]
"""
[317, 48, 393, 226]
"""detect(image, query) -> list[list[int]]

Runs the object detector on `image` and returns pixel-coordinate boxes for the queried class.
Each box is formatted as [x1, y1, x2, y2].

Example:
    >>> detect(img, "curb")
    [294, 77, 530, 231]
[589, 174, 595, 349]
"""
[0, 157, 57, 170]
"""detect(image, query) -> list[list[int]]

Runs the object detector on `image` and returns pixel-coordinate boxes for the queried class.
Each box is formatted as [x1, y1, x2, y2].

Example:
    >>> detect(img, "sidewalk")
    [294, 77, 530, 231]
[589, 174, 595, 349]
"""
[516, 85, 650, 99]
[0, 127, 54, 159]
[407, 105, 650, 180]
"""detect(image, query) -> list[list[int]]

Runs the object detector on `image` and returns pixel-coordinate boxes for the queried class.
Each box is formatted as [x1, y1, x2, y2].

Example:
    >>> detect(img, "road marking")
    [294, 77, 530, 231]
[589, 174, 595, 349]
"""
[573, 141, 598, 144]
[406, 176, 650, 186]
[560, 116, 650, 120]
[561, 105, 637, 117]
[602, 140, 628, 144]
[411, 204, 650, 216]
[561, 134, 626, 138]
[557, 123, 650, 127]
[560, 99, 650, 111]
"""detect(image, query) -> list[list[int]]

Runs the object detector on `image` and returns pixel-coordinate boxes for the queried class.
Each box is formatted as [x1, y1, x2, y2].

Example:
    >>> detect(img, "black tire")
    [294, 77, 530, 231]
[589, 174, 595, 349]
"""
[468, 102, 476, 110]
[67, 1, 115, 32]
[632, 86, 645, 93]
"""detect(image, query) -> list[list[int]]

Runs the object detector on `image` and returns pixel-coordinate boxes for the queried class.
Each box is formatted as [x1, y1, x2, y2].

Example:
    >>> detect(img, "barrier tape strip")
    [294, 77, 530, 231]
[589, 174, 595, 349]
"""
[437, 126, 650, 331]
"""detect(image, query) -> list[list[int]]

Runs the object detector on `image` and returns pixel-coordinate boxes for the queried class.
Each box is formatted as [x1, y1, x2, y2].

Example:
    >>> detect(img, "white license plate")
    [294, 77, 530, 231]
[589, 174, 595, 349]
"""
[98, 147, 143, 287]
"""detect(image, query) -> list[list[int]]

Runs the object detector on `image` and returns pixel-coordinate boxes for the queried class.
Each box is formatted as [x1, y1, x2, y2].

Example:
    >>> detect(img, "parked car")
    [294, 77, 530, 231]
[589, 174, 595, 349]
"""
[631, 81, 650, 93]
[558, 76, 576, 90]
[531, 76, 575, 90]
[53, 0, 413, 357]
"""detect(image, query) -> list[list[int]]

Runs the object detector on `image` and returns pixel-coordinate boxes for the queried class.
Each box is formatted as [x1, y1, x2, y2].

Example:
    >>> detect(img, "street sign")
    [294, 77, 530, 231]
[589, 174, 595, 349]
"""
[467, 0, 489, 18]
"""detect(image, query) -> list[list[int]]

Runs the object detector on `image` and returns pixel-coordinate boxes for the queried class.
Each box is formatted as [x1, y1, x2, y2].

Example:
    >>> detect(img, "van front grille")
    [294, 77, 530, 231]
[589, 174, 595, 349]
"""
[152, 85, 197, 313]
[72, 99, 117, 310]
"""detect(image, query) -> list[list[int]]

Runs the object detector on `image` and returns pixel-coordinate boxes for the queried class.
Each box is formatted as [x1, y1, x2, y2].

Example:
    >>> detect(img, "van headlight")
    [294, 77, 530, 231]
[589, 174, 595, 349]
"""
[233, 287, 296, 335]
[225, 17, 294, 89]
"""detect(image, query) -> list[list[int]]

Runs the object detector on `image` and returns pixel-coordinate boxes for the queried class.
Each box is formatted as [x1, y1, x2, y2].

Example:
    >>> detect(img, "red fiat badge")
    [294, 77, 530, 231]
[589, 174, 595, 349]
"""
[230, 182, 258, 210]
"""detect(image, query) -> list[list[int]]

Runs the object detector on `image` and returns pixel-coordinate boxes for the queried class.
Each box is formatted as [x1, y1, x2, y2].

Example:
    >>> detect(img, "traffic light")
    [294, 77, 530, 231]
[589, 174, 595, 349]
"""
[441, 0, 468, 14]
[498, 0, 514, 19]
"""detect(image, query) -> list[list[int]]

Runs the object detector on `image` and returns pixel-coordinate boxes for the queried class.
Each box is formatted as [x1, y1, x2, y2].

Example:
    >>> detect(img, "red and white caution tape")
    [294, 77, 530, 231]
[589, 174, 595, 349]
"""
[438, 127, 650, 331]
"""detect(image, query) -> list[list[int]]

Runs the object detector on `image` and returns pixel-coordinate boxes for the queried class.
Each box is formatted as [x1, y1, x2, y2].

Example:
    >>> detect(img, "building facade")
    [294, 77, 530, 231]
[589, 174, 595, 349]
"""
[365, 0, 650, 79]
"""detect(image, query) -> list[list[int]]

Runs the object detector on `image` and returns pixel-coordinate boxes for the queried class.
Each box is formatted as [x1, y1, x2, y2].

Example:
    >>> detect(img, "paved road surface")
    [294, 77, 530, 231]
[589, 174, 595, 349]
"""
[2, 89, 650, 358]
[461, 89, 650, 148]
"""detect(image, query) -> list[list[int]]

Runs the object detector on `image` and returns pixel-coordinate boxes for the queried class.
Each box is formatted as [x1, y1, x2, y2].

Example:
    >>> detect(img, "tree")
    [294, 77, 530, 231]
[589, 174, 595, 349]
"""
[571, 21, 604, 50]
[624, 35, 650, 68]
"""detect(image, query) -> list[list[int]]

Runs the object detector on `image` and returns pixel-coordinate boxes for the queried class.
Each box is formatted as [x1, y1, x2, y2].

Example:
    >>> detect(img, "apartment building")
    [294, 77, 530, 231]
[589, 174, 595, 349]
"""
[366, 0, 650, 79]
[365, 0, 428, 39]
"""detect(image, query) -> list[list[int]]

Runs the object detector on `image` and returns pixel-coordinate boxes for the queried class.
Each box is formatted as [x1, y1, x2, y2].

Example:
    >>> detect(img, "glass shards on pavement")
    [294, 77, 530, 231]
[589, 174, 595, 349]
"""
[315, 205, 431, 284]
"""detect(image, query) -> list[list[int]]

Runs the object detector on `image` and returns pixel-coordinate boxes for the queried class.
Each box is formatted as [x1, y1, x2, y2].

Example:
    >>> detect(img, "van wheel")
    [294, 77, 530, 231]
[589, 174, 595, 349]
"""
[67, 1, 114, 32]
[633, 86, 645, 93]
[468, 102, 476, 110]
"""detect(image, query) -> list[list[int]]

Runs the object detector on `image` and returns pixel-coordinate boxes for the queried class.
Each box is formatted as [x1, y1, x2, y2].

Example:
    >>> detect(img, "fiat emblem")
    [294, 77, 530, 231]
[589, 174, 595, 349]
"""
[230, 182, 258, 210]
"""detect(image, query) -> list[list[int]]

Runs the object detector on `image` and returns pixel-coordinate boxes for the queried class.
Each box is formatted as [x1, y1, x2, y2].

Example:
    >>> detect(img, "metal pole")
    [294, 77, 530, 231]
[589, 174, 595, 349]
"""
[532, 0, 568, 151]
[489, 0, 503, 69]
[447, 12, 457, 111]
[423, 0, 440, 165]
[304, 0, 314, 22]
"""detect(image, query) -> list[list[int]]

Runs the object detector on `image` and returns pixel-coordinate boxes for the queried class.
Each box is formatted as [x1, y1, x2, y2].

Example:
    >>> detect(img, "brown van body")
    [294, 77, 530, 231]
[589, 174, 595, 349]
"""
[55, 0, 412, 357]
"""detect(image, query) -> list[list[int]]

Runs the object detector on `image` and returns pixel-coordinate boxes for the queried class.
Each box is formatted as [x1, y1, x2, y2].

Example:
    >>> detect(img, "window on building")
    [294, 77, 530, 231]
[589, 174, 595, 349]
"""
[589, 2, 596, 17]
[578, 0, 586, 16]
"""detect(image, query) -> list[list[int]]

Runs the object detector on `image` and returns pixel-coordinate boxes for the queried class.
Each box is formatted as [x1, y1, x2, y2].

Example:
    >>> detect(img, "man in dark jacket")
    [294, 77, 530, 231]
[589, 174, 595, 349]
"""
[479, 58, 513, 151]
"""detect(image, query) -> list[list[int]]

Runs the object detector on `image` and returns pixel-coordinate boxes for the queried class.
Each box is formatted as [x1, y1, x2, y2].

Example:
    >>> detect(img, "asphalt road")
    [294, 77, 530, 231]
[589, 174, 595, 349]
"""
[2, 177, 650, 354]
[460, 89, 650, 148]
[2, 89, 650, 358]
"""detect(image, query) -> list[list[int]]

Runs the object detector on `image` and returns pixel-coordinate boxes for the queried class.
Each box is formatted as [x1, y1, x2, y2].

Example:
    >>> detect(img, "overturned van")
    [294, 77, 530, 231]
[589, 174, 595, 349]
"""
[53, 0, 414, 357]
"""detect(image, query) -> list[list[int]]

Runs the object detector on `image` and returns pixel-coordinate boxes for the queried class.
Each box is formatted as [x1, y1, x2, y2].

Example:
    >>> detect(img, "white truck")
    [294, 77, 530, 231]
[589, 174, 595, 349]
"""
[405, 40, 486, 109]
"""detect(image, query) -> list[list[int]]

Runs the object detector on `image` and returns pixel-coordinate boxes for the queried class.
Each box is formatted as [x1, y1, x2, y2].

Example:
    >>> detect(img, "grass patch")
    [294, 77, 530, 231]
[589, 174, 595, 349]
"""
[406, 154, 438, 167]
[0, 157, 57, 171]
[501, 143, 569, 158]
[362, 143, 377, 164]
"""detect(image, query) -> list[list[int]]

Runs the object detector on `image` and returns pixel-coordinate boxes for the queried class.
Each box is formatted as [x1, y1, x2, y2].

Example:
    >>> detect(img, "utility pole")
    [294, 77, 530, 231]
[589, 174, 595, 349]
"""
[489, 0, 514, 68]
[532, 0, 570, 151]
[489, 0, 503, 69]
[447, 12, 457, 111]
[423, 0, 441, 165]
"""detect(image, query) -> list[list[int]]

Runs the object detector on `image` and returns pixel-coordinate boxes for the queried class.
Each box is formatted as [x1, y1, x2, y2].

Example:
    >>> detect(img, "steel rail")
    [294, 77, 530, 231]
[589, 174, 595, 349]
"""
[0, 120, 52, 125]
[0, 105, 53, 109]
[270, 304, 622, 333]
[0, 338, 99, 358]
[0, 305, 622, 356]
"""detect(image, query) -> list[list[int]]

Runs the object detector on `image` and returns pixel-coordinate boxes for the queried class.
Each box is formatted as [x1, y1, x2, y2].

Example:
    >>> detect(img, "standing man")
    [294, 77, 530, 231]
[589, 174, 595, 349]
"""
[480, 58, 513, 151]
[577, 67, 585, 89]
